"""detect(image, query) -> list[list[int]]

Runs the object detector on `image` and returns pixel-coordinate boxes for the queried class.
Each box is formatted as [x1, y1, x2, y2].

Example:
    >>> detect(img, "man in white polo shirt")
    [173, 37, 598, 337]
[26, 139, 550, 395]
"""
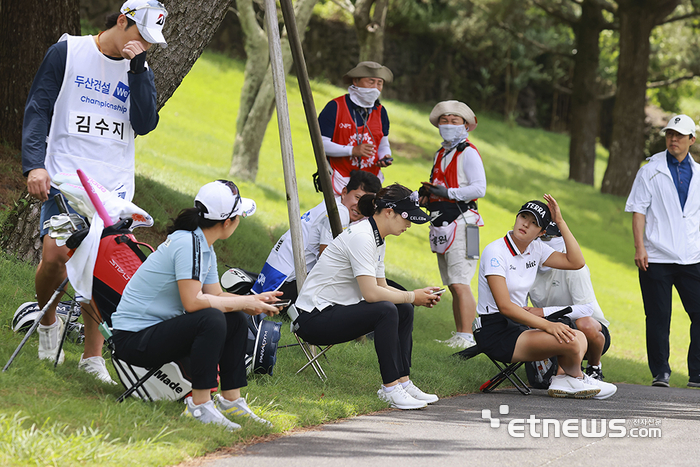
[625, 114, 700, 388]
[252, 170, 381, 301]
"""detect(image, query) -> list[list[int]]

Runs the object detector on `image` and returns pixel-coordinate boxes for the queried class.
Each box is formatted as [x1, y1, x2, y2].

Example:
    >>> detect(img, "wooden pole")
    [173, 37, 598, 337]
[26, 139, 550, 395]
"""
[263, 0, 307, 290]
[278, 0, 342, 238]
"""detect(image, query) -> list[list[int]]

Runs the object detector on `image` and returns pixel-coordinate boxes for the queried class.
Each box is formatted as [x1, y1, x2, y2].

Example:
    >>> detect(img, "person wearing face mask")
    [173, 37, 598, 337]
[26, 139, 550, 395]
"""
[418, 101, 486, 351]
[317, 62, 394, 196]
[20, 0, 165, 383]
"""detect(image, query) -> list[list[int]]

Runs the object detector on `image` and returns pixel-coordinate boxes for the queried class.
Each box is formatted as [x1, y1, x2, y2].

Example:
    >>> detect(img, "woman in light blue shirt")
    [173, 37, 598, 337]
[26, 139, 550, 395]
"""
[112, 180, 281, 430]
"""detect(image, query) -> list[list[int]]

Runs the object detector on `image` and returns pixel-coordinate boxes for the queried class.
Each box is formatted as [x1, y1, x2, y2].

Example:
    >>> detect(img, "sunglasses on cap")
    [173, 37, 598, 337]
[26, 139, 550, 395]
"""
[123, 0, 167, 16]
[217, 179, 241, 219]
[378, 190, 420, 210]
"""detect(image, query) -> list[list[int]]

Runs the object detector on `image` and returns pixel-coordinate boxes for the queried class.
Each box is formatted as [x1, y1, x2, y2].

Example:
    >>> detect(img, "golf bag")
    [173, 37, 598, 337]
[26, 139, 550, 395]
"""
[221, 267, 282, 376]
[87, 220, 194, 401]
[525, 357, 559, 389]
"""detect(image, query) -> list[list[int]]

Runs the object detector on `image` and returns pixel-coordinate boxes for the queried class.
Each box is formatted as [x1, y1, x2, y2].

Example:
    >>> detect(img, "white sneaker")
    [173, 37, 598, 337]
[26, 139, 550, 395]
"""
[435, 332, 476, 349]
[78, 354, 117, 385]
[213, 394, 273, 427]
[377, 385, 428, 410]
[182, 397, 241, 431]
[547, 374, 601, 399]
[38, 319, 64, 364]
[582, 373, 617, 400]
[403, 381, 439, 404]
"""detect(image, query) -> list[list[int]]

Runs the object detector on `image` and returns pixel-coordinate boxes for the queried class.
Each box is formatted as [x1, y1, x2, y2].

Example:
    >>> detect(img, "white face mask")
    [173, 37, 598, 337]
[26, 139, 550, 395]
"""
[439, 124, 469, 148]
[348, 85, 381, 108]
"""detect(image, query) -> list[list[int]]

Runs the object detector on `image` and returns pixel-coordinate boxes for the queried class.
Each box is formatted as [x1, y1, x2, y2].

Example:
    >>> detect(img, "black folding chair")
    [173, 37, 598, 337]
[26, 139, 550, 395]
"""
[287, 305, 333, 381]
[454, 307, 573, 395]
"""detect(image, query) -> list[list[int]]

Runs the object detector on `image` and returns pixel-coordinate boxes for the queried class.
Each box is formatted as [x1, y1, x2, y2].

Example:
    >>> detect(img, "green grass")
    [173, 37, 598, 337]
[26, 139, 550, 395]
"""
[0, 50, 695, 465]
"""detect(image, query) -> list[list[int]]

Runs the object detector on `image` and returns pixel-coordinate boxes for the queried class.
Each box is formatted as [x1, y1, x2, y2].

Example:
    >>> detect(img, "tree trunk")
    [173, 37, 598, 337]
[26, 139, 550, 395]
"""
[568, 0, 604, 185]
[229, 0, 318, 182]
[0, 0, 232, 263]
[1, 192, 43, 265]
[353, 0, 389, 63]
[601, 0, 680, 196]
[0, 0, 80, 149]
[144, 0, 233, 110]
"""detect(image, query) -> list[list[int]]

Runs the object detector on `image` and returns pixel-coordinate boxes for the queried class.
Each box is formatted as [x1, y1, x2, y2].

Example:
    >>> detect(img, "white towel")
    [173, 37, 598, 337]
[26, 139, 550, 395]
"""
[66, 213, 104, 301]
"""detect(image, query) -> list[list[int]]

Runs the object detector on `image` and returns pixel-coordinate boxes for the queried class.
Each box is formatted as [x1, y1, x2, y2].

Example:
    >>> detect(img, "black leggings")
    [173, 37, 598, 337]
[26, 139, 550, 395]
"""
[296, 301, 414, 384]
[112, 308, 248, 391]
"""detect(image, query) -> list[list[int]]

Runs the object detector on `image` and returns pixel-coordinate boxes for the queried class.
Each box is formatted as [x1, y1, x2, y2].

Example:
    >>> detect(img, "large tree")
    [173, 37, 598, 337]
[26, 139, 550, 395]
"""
[601, 0, 682, 196]
[1, 0, 234, 264]
[228, 0, 318, 181]
[0, 0, 80, 149]
[353, 0, 389, 63]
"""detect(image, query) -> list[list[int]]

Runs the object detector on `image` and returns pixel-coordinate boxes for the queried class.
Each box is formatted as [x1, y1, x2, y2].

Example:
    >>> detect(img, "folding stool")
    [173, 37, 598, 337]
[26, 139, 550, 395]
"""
[287, 305, 333, 381]
[454, 307, 573, 395]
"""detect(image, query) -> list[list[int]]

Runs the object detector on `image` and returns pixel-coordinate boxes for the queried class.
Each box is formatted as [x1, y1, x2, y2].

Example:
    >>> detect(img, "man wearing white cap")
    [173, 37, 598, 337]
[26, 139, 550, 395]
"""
[419, 101, 486, 350]
[21, 1, 167, 383]
[318, 61, 394, 195]
[626, 114, 700, 388]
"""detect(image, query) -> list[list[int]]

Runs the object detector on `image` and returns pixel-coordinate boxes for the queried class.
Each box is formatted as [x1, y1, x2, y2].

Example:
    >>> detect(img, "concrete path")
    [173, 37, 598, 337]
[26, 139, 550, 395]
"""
[197, 384, 700, 466]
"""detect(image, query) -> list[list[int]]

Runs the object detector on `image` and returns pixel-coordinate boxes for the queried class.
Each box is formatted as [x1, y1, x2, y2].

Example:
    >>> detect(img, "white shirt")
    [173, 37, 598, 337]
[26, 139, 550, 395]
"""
[252, 199, 350, 293]
[625, 151, 700, 264]
[477, 232, 554, 315]
[436, 145, 487, 203]
[529, 238, 610, 327]
[296, 218, 386, 312]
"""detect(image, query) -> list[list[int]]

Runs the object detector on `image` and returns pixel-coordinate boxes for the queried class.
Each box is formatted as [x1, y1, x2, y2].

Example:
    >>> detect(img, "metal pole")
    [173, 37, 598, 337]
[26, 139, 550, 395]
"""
[278, 0, 343, 238]
[263, 0, 307, 291]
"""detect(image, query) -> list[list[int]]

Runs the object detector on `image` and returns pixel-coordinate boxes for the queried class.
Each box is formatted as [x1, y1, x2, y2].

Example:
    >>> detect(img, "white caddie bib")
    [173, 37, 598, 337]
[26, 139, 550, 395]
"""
[46, 34, 136, 201]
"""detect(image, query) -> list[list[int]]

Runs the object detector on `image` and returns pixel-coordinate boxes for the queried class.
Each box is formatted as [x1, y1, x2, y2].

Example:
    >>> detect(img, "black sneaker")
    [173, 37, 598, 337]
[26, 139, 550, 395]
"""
[652, 373, 670, 387]
[585, 365, 605, 381]
[688, 377, 700, 388]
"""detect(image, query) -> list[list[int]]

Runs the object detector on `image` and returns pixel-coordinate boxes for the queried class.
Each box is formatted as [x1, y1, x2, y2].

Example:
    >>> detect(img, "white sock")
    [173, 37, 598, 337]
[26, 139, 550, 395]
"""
[455, 332, 472, 339]
[382, 385, 396, 393]
[38, 319, 60, 348]
[400, 380, 410, 388]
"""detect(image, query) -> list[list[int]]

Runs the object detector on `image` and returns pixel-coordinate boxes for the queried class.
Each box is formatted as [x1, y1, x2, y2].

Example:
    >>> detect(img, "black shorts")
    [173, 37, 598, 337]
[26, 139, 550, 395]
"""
[474, 313, 529, 363]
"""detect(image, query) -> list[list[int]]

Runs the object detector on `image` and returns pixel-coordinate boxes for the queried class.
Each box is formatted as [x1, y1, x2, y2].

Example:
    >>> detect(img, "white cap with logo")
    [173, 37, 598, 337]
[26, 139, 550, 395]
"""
[195, 180, 256, 221]
[662, 114, 697, 137]
[120, 0, 168, 48]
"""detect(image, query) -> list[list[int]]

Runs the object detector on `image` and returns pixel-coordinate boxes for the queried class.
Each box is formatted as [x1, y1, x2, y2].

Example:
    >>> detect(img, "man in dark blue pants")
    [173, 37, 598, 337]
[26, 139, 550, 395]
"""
[626, 114, 700, 388]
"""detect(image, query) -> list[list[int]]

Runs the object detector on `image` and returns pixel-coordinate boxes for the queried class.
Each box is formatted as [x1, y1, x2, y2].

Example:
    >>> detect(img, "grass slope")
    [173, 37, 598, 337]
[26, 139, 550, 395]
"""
[0, 51, 693, 465]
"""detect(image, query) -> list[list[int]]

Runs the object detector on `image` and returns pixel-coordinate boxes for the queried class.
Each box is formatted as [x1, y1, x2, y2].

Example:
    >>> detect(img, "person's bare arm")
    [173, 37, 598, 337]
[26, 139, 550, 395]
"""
[488, 275, 576, 344]
[356, 275, 438, 307]
[178, 281, 281, 316]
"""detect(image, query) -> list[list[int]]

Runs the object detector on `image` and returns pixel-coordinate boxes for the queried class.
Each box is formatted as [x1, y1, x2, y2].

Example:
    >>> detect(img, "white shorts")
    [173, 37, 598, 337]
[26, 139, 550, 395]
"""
[437, 223, 478, 285]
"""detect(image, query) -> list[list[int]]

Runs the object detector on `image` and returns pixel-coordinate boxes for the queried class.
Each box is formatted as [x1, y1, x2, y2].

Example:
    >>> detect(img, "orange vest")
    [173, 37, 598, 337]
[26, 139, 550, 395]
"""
[328, 96, 383, 189]
[429, 140, 482, 204]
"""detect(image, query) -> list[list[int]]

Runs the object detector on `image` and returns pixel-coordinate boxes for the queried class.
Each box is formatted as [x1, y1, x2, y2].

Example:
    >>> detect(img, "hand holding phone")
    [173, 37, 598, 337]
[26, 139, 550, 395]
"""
[274, 299, 292, 308]
[433, 288, 446, 296]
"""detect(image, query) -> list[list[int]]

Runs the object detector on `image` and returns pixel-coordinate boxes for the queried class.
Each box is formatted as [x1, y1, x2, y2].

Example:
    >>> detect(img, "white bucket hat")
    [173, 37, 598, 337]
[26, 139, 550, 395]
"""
[429, 100, 477, 131]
